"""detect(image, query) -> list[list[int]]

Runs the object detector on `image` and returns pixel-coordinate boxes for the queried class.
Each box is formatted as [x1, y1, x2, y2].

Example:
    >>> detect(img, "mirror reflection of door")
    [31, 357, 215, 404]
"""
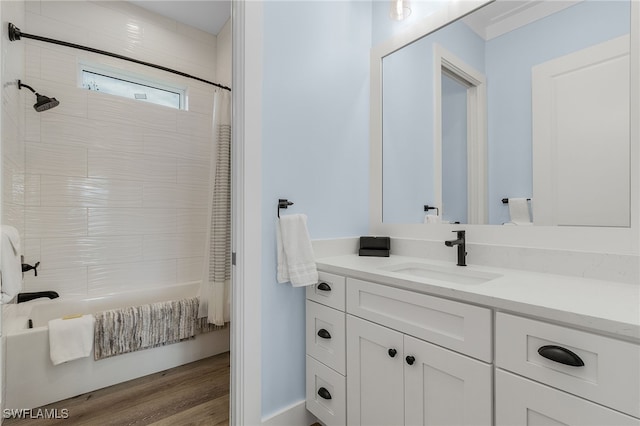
[434, 44, 487, 225]
[441, 71, 469, 224]
[532, 36, 630, 227]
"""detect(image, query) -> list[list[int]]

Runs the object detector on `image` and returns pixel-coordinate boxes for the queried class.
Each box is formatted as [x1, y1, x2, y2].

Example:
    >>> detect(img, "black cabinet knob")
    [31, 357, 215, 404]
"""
[388, 348, 397, 358]
[538, 345, 585, 367]
[317, 282, 331, 291]
[317, 328, 331, 339]
[406, 355, 416, 365]
[318, 387, 332, 400]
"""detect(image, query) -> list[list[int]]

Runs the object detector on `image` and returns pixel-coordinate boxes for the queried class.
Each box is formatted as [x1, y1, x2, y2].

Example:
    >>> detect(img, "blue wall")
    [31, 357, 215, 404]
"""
[261, 1, 371, 418]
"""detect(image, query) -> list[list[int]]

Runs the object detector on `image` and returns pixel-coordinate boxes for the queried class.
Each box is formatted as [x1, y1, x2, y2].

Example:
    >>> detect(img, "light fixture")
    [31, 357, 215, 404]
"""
[390, 0, 411, 21]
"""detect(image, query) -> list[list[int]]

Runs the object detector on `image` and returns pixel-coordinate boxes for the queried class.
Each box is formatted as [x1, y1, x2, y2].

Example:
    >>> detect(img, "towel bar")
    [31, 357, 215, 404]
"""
[424, 205, 439, 216]
[277, 199, 294, 218]
[502, 198, 531, 204]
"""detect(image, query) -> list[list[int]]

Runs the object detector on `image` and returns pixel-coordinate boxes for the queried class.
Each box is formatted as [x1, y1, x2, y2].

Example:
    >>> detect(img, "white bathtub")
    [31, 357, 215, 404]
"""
[3, 282, 230, 409]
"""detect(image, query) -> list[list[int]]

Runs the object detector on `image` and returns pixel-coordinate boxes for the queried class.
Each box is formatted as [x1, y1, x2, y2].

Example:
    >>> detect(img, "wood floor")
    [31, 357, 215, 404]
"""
[4, 352, 230, 426]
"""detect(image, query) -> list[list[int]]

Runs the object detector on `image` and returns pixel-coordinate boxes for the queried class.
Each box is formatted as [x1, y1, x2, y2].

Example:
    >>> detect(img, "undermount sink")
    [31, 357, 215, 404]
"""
[379, 262, 502, 285]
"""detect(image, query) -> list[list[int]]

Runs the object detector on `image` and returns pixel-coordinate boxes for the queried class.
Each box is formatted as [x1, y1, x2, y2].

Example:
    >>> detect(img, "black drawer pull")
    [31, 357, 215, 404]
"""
[318, 387, 332, 400]
[538, 345, 585, 367]
[317, 329, 331, 339]
[317, 282, 331, 291]
[406, 355, 415, 365]
[388, 348, 397, 358]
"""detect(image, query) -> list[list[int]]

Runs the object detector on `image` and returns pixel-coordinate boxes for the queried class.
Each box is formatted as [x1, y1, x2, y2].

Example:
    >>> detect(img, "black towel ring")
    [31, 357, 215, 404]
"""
[277, 199, 294, 218]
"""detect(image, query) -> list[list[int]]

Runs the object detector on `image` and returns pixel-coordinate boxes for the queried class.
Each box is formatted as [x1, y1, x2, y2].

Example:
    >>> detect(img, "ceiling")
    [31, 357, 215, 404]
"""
[130, 1, 231, 35]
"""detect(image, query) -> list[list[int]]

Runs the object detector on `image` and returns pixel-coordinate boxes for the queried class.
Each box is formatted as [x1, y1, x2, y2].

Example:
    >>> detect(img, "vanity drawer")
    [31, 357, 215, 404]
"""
[496, 369, 639, 426]
[307, 272, 346, 311]
[496, 312, 640, 418]
[306, 355, 346, 426]
[346, 278, 492, 362]
[306, 300, 346, 375]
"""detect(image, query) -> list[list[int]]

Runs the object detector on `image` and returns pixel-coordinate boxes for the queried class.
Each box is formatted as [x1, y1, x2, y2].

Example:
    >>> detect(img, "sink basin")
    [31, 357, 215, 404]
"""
[379, 262, 501, 285]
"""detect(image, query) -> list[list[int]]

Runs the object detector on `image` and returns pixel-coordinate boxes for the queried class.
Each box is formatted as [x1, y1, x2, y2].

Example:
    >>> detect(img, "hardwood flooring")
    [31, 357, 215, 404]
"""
[4, 352, 230, 426]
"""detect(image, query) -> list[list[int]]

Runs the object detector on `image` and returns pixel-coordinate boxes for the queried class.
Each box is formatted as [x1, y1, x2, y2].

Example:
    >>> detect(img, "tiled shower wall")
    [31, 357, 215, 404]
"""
[21, 1, 228, 296]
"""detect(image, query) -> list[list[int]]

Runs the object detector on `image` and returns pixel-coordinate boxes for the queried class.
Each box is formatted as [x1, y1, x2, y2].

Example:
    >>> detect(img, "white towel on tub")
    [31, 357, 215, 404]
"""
[1, 225, 23, 303]
[48, 315, 95, 365]
[276, 214, 318, 287]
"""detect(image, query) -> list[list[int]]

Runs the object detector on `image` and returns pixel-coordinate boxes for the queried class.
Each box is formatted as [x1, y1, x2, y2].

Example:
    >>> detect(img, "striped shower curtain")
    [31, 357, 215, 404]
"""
[198, 89, 231, 326]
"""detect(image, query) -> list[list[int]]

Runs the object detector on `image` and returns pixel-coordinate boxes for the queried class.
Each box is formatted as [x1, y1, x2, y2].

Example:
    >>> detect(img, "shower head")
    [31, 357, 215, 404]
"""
[18, 80, 60, 112]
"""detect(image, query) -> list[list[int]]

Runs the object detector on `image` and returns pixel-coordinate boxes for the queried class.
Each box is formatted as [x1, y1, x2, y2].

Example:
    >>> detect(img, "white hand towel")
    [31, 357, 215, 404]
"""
[424, 214, 441, 224]
[508, 198, 532, 225]
[276, 214, 318, 287]
[48, 314, 95, 365]
[1, 225, 22, 303]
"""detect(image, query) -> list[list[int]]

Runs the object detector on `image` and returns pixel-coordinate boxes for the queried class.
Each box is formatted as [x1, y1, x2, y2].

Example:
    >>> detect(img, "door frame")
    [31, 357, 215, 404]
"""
[433, 44, 488, 224]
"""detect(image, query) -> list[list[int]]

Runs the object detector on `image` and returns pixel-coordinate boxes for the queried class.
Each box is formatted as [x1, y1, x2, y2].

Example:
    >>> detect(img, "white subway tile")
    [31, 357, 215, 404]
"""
[143, 130, 211, 160]
[87, 91, 177, 133]
[24, 106, 41, 142]
[40, 48, 77, 86]
[23, 267, 88, 298]
[143, 182, 208, 209]
[41, 236, 143, 269]
[25, 43, 41, 80]
[25, 175, 41, 206]
[88, 259, 177, 294]
[177, 158, 210, 185]
[177, 110, 212, 138]
[186, 83, 215, 115]
[177, 209, 208, 234]
[25, 13, 90, 45]
[40, 176, 142, 207]
[88, 208, 176, 236]
[26, 142, 87, 177]
[143, 233, 205, 261]
[26, 207, 88, 238]
[23, 238, 41, 264]
[177, 257, 204, 283]
[88, 149, 177, 182]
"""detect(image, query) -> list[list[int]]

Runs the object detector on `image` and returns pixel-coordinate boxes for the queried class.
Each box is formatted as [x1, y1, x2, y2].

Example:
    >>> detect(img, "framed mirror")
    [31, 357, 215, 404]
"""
[370, 0, 639, 253]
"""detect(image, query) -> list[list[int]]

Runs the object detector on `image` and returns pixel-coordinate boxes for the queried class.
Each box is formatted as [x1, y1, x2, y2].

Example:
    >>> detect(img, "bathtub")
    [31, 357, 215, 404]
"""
[3, 282, 230, 409]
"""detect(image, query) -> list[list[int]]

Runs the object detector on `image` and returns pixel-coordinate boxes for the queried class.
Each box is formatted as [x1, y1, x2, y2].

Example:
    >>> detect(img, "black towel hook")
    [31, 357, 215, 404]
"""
[277, 199, 294, 218]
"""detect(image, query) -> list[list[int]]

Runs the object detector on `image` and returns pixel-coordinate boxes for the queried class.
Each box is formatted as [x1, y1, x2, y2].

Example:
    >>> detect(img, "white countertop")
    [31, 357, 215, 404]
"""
[315, 254, 640, 342]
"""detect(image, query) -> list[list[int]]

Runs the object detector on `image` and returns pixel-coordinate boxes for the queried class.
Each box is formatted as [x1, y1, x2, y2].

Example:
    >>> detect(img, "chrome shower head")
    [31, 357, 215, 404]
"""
[18, 80, 60, 112]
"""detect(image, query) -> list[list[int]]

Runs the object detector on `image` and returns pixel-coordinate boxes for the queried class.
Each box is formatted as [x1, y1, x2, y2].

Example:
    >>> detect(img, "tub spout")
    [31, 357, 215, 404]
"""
[17, 291, 59, 303]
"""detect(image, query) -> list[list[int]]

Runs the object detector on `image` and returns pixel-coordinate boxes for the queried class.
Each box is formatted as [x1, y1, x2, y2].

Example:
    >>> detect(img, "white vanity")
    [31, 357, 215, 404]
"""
[305, 254, 640, 426]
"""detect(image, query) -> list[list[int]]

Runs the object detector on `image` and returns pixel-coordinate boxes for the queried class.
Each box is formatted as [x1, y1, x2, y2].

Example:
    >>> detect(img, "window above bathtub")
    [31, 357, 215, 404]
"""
[79, 62, 186, 110]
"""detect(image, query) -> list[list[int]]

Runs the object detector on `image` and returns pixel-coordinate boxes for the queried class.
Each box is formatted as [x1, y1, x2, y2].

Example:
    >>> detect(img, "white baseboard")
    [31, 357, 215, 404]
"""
[261, 399, 318, 426]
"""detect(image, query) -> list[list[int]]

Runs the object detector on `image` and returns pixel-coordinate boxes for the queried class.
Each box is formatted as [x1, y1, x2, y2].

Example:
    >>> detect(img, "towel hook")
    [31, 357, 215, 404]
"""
[277, 199, 294, 218]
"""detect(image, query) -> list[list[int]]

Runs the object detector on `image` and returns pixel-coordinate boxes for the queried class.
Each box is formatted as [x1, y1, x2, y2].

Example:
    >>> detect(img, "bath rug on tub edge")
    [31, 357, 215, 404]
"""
[93, 297, 199, 360]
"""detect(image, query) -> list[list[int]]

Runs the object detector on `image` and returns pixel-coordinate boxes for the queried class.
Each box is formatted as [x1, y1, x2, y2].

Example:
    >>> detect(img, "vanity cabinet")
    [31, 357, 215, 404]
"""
[305, 272, 347, 426]
[495, 312, 640, 425]
[306, 268, 640, 426]
[305, 273, 493, 426]
[347, 315, 492, 426]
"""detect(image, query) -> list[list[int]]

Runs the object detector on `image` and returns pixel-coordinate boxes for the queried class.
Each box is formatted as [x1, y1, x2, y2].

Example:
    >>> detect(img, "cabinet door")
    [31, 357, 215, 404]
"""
[347, 315, 404, 426]
[404, 335, 492, 426]
[496, 369, 640, 426]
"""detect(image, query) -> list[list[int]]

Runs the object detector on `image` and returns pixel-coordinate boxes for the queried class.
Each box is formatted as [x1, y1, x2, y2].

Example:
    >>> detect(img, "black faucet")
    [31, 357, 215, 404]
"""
[17, 291, 59, 303]
[445, 230, 467, 266]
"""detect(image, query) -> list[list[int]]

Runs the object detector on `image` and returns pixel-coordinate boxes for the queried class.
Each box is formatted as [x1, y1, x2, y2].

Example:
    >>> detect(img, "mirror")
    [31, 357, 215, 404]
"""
[381, 0, 631, 227]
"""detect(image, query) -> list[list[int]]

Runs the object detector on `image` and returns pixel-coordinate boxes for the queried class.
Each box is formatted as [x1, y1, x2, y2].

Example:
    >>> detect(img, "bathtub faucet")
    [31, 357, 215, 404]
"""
[17, 291, 59, 304]
[22, 261, 40, 276]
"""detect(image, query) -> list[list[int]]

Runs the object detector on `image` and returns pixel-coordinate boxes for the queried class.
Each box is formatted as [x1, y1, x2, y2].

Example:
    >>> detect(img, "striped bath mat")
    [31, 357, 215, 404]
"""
[94, 297, 205, 360]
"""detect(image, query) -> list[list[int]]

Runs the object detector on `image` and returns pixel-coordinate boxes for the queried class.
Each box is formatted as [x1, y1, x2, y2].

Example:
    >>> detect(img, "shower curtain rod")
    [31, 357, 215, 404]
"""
[8, 23, 231, 92]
